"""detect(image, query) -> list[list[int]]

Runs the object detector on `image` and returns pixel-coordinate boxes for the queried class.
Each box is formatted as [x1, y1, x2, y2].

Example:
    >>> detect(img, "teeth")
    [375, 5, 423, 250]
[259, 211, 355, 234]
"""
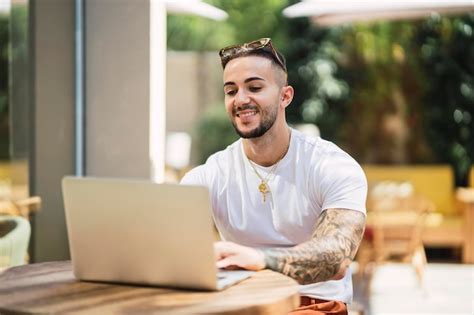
[238, 111, 257, 118]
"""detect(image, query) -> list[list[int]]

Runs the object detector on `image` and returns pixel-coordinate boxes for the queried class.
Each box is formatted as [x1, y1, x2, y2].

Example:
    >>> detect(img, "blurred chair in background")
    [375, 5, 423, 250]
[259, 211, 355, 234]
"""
[0, 196, 41, 219]
[0, 196, 41, 269]
[357, 184, 435, 294]
[0, 216, 31, 268]
[456, 186, 474, 265]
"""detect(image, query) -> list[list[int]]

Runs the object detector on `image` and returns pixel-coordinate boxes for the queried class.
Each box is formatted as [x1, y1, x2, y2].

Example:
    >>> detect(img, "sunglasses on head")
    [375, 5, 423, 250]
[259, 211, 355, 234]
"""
[219, 38, 286, 72]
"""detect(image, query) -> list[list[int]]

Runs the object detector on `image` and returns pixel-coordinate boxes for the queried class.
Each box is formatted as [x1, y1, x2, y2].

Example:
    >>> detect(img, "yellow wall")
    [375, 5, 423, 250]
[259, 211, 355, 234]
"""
[0, 160, 28, 185]
[0, 160, 29, 199]
[363, 165, 455, 215]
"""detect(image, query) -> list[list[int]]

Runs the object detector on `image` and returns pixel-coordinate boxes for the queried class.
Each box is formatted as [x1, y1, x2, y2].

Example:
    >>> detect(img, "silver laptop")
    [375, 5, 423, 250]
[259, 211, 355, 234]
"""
[62, 176, 253, 290]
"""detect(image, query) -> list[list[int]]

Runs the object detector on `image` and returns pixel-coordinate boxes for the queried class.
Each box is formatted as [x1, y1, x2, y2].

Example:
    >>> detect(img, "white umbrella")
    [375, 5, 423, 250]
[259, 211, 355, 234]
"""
[283, 0, 474, 26]
[0, 0, 10, 14]
[166, 0, 228, 21]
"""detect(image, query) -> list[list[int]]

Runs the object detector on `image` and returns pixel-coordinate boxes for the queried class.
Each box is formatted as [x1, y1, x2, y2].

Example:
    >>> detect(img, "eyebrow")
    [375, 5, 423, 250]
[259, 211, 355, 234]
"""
[223, 76, 265, 87]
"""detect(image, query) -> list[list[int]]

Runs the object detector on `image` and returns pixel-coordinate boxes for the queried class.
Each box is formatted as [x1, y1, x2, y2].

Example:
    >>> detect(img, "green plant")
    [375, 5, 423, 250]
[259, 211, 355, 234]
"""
[417, 13, 474, 185]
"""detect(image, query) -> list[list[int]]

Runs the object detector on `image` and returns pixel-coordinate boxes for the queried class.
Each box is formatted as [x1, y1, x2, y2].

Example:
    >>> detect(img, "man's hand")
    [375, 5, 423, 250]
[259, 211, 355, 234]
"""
[214, 241, 266, 271]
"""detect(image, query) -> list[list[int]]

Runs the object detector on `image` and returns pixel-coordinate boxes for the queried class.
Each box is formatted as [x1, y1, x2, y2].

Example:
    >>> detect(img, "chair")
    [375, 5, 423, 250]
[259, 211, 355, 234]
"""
[0, 215, 31, 268]
[357, 194, 435, 292]
[456, 187, 474, 263]
[0, 196, 41, 218]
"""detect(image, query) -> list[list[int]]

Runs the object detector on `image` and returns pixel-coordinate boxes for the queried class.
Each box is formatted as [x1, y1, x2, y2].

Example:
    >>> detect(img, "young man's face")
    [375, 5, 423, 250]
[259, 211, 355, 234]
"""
[223, 56, 285, 138]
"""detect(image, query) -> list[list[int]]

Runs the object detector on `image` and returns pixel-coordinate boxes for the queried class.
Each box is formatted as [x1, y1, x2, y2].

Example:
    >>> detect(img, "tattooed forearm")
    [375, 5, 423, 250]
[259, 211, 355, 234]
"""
[260, 209, 365, 285]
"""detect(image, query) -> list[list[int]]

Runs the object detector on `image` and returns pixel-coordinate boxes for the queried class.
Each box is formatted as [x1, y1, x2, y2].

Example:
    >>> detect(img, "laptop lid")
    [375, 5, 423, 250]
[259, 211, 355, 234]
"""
[62, 176, 218, 290]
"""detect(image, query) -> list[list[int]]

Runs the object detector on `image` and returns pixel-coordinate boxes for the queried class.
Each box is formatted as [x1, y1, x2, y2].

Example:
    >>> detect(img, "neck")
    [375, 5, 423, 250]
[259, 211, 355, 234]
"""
[243, 122, 291, 167]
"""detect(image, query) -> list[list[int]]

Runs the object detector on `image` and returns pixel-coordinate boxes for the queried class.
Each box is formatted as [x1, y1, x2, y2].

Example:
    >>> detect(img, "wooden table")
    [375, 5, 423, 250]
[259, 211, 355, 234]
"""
[0, 261, 300, 314]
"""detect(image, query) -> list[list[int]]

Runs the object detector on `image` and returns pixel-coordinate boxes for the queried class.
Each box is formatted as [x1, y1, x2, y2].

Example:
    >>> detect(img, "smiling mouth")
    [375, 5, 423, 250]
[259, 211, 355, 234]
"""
[236, 110, 258, 118]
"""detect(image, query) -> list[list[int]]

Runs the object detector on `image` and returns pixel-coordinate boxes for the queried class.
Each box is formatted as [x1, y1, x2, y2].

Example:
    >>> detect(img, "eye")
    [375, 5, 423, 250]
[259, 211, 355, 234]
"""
[249, 86, 262, 92]
[225, 89, 237, 96]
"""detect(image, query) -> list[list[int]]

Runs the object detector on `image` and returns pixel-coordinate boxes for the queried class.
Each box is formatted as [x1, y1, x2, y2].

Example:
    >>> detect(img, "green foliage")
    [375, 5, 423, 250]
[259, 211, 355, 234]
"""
[336, 21, 431, 164]
[0, 14, 8, 114]
[0, 13, 10, 159]
[286, 14, 473, 184]
[283, 12, 349, 141]
[167, 14, 230, 51]
[194, 105, 239, 164]
[417, 13, 474, 185]
[209, 0, 288, 48]
[168, 2, 473, 185]
[167, 0, 288, 51]
[10, 5, 28, 70]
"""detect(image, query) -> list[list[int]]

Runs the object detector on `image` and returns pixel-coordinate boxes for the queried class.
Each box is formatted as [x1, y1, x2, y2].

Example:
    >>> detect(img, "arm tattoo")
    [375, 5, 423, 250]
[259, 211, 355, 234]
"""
[260, 209, 365, 285]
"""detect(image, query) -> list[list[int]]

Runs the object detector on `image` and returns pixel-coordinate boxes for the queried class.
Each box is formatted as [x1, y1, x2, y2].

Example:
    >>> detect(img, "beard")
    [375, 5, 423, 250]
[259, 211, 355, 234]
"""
[231, 104, 279, 139]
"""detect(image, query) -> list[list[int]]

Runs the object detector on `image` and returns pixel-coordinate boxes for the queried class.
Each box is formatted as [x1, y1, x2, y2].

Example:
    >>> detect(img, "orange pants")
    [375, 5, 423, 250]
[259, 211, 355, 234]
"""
[289, 296, 348, 315]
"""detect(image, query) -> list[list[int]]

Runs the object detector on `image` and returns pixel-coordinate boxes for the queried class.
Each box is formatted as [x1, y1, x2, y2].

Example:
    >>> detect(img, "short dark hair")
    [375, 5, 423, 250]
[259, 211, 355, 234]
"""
[222, 49, 287, 73]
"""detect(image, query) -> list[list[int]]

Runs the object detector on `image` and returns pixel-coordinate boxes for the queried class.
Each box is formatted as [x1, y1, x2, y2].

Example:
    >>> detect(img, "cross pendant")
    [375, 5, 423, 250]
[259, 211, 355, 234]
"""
[258, 181, 269, 202]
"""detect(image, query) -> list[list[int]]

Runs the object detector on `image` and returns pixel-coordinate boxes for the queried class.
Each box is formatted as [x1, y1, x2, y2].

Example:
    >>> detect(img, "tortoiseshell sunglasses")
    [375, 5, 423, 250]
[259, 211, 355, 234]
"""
[219, 38, 286, 71]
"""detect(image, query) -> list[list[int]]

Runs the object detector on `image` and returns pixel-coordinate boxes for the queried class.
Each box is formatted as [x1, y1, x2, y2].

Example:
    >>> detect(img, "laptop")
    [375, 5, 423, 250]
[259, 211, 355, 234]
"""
[61, 176, 254, 290]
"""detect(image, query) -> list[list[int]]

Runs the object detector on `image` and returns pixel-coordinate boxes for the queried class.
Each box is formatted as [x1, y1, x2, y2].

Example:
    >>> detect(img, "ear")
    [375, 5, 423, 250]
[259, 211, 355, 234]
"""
[280, 85, 294, 109]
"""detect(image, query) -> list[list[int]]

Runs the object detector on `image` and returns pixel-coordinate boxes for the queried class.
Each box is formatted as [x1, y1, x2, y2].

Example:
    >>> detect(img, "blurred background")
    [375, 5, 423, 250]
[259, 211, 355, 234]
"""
[0, 0, 473, 314]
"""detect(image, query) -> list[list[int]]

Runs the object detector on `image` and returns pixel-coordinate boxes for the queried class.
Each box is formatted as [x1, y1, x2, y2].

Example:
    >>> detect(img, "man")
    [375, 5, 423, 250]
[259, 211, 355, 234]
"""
[181, 38, 367, 315]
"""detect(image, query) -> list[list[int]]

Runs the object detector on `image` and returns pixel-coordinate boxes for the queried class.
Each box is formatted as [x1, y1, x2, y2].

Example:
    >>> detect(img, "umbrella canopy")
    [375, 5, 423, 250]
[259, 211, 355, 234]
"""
[165, 0, 228, 21]
[0, 0, 228, 21]
[283, 0, 474, 26]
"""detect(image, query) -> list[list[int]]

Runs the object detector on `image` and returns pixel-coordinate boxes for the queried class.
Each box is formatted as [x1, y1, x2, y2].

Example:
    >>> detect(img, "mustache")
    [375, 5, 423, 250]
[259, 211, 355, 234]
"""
[233, 105, 258, 115]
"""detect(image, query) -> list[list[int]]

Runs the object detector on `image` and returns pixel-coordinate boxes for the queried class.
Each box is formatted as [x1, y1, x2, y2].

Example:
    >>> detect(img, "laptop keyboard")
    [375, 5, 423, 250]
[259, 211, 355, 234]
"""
[217, 270, 235, 279]
[215, 269, 255, 290]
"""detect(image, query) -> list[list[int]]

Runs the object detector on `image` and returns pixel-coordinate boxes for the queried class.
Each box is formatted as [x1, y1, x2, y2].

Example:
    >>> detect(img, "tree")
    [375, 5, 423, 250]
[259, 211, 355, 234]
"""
[168, 2, 473, 185]
[285, 11, 473, 184]
[417, 13, 474, 185]
[283, 7, 349, 141]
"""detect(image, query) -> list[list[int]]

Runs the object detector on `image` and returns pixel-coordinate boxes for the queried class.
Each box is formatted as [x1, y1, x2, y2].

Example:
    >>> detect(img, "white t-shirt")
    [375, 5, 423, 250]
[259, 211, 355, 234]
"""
[181, 128, 367, 303]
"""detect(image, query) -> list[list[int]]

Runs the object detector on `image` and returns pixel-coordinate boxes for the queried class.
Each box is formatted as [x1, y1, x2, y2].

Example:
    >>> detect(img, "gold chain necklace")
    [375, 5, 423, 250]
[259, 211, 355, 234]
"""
[246, 130, 291, 203]
[247, 158, 281, 203]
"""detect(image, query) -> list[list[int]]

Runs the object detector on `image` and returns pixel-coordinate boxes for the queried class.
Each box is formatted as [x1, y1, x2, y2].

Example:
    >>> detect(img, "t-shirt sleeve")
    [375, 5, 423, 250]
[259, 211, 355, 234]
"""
[316, 150, 367, 214]
[180, 164, 209, 186]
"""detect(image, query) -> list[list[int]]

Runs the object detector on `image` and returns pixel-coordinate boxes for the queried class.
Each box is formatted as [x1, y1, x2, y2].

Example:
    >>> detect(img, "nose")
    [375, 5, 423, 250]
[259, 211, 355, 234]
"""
[234, 89, 251, 107]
